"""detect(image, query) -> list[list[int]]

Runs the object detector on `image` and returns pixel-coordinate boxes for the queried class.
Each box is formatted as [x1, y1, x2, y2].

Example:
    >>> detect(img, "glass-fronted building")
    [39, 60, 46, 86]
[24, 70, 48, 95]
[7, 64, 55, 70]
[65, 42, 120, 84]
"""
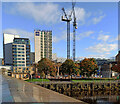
[12, 38, 30, 67]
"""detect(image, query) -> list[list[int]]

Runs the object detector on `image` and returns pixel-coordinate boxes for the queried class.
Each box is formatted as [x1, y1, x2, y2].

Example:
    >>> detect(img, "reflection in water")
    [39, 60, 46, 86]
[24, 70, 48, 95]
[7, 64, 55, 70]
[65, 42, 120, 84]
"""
[39, 82, 120, 104]
[60, 90, 120, 104]
[40, 83, 120, 104]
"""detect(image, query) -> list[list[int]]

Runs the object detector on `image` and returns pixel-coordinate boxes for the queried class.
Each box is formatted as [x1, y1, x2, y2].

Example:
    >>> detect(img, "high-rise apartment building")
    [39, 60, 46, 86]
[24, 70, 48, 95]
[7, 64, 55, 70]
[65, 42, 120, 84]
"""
[12, 38, 30, 67]
[3, 33, 20, 66]
[3, 33, 30, 67]
[34, 30, 52, 63]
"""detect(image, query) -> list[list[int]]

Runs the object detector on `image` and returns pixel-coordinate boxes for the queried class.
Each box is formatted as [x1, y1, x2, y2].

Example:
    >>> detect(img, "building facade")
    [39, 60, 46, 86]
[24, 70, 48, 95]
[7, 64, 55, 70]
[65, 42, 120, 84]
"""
[12, 66, 35, 80]
[100, 63, 112, 78]
[34, 30, 52, 63]
[0, 58, 2, 66]
[3, 33, 20, 66]
[3, 33, 30, 67]
[116, 51, 120, 62]
[12, 38, 30, 67]
[30, 52, 35, 65]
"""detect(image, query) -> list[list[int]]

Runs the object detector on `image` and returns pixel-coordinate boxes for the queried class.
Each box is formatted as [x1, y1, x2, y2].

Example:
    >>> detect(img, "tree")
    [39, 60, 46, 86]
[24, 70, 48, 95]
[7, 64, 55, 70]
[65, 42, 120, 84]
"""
[112, 60, 120, 73]
[73, 63, 80, 76]
[80, 58, 98, 77]
[60, 59, 75, 75]
[37, 58, 54, 78]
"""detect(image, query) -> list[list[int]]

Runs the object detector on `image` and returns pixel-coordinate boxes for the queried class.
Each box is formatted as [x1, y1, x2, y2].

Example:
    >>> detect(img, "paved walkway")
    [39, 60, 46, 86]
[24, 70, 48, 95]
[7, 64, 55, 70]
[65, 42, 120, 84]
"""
[2, 75, 87, 103]
[1, 75, 14, 102]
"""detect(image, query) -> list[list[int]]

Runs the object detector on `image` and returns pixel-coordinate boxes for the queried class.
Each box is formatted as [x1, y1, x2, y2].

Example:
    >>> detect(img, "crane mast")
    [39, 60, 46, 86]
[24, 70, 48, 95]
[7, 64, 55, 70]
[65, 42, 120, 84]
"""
[72, 2, 77, 62]
[61, 8, 72, 59]
[61, 2, 77, 61]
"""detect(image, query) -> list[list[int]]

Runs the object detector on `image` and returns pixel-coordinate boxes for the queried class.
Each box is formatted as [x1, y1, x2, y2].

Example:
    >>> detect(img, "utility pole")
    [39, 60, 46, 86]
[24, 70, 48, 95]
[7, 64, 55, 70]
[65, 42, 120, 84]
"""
[61, 8, 72, 59]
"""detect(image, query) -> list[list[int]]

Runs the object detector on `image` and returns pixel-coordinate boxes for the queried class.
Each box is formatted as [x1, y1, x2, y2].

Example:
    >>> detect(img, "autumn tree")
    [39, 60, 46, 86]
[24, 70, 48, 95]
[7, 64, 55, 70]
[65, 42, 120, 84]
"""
[80, 58, 98, 77]
[112, 60, 120, 73]
[37, 58, 54, 78]
[60, 59, 75, 75]
[74, 63, 80, 76]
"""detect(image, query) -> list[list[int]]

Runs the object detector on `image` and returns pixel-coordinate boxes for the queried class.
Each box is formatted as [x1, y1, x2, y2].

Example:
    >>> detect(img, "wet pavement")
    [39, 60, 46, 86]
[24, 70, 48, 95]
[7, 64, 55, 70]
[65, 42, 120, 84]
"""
[1, 75, 14, 102]
[1, 75, 86, 103]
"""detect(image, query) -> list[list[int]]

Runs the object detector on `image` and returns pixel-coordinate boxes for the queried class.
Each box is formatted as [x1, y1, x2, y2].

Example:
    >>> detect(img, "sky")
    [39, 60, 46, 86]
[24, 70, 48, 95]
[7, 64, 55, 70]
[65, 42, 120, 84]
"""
[1, 1, 119, 59]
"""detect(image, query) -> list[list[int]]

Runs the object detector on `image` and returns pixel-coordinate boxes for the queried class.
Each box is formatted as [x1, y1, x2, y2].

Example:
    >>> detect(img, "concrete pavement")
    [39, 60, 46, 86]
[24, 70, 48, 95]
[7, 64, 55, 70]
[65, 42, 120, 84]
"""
[2, 75, 87, 103]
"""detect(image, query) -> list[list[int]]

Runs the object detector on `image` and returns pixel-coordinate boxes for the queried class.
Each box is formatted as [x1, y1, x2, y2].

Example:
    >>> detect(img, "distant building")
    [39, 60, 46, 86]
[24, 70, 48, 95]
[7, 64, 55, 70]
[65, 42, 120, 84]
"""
[12, 38, 30, 67]
[0, 66, 12, 76]
[0, 58, 2, 66]
[30, 52, 35, 65]
[100, 63, 112, 78]
[116, 51, 120, 62]
[34, 30, 52, 63]
[52, 53, 57, 61]
[3, 33, 20, 66]
[95, 58, 115, 66]
[56, 57, 66, 63]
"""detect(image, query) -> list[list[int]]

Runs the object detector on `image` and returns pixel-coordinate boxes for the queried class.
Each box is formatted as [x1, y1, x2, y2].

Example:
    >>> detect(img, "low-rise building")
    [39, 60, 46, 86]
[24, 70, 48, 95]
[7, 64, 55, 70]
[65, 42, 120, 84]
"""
[100, 63, 112, 78]
[12, 66, 35, 80]
[0, 66, 12, 76]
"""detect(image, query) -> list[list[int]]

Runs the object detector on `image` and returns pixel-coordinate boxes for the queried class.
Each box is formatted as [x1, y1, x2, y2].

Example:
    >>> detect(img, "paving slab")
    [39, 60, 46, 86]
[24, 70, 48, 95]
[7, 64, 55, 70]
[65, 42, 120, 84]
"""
[2, 75, 87, 103]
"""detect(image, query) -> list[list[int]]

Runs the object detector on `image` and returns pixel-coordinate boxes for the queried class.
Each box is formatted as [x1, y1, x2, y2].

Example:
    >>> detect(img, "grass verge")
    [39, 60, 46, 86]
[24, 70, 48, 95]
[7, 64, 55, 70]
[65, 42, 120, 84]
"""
[25, 78, 50, 82]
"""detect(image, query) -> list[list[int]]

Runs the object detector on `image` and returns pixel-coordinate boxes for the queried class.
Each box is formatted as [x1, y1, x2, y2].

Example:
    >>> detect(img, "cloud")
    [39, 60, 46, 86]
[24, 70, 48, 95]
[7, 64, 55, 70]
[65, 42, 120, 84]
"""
[98, 34, 110, 42]
[109, 37, 118, 42]
[86, 43, 117, 53]
[53, 30, 66, 43]
[3, 28, 33, 38]
[53, 30, 94, 43]
[74, 7, 86, 24]
[7, 3, 60, 24]
[92, 14, 105, 24]
[88, 54, 107, 59]
[3, 29, 34, 51]
[76, 31, 94, 40]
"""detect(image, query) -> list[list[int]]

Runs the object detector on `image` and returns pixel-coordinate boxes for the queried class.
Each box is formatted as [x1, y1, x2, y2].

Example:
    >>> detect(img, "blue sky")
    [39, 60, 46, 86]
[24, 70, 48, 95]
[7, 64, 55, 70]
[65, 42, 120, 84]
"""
[1, 2, 119, 59]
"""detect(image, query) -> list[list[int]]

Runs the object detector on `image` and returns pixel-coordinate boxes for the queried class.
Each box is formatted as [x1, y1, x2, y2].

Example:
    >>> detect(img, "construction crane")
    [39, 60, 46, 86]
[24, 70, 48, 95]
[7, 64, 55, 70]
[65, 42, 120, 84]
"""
[61, 7, 72, 59]
[72, 2, 77, 62]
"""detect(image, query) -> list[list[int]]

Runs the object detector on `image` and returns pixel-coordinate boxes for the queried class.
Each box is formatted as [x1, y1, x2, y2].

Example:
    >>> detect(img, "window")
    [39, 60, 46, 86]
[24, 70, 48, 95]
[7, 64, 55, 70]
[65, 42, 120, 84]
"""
[36, 34, 39, 36]
[18, 45, 24, 47]
[26, 45, 29, 48]
[18, 48, 24, 50]
[27, 55, 29, 58]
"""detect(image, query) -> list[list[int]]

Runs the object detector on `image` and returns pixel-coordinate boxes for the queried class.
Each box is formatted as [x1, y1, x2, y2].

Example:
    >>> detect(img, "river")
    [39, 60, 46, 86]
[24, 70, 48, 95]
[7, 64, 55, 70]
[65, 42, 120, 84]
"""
[62, 90, 120, 104]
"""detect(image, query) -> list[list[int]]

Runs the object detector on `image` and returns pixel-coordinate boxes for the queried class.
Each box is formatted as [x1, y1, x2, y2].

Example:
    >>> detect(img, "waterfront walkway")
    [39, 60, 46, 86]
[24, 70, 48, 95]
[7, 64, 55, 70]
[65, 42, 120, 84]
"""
[1, 75, 14, 103]
[2, 75, 86, 103]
